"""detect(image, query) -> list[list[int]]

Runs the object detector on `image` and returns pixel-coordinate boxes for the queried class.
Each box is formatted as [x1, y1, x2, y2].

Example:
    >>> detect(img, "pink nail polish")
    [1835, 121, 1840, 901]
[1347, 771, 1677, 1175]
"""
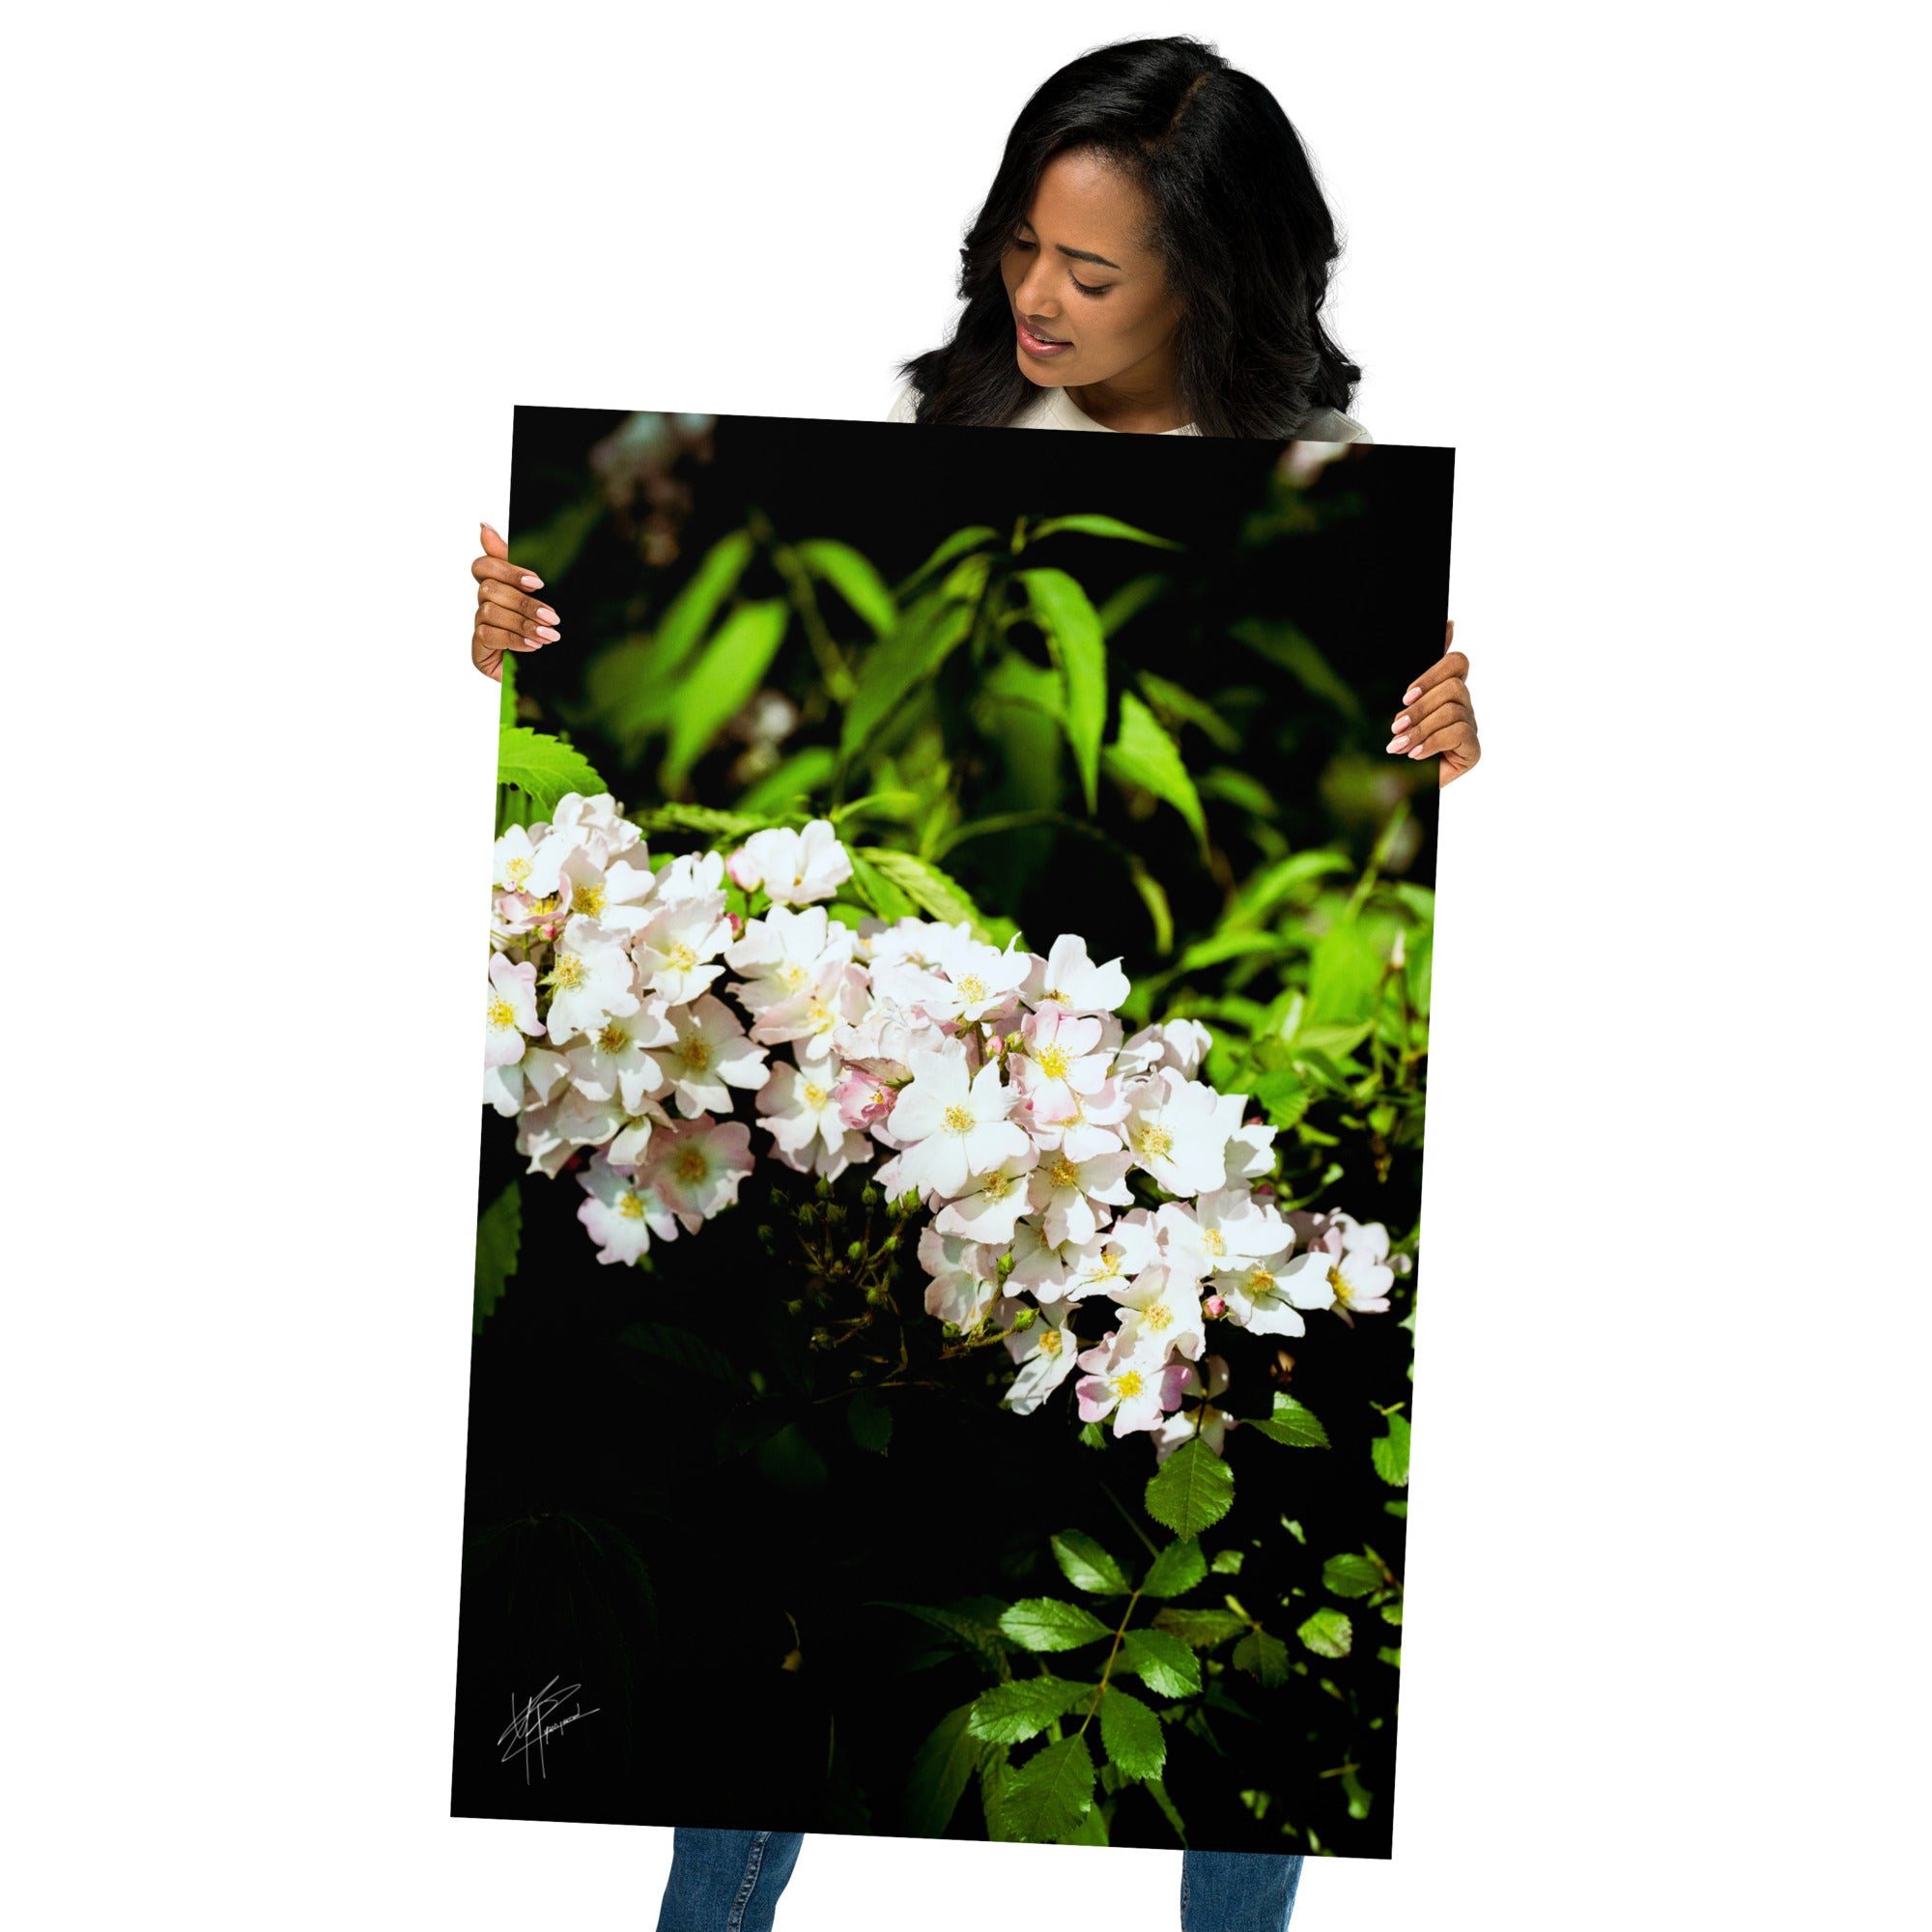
[534, 625, 560, 642]
[1391, 713, 1409, 731]
[1385, 735, 1408, 753]
[1403, 685, 1421, 703]
[536, 606, 558, 624]
[1407, 744, 1428, 758]
[521, 574, 543, 589]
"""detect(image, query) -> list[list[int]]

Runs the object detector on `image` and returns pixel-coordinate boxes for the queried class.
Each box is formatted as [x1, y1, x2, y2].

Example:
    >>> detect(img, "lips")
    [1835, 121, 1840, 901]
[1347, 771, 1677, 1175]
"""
[1016, 315, 1072, 358]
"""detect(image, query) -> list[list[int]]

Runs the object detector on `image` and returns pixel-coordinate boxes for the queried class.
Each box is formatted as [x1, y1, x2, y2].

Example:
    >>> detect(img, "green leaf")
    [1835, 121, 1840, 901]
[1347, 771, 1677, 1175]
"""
[1019, 567, 1107, 812]
[894, 525, 997, 602]
[845, 849, 920, 922]
[1198, 765, 1278, 817]
[506, 492, 604, 586]
[1144, 1437, 1236, 1539]
[1151, 1607, 1249, 1649]
[1096, 572, 1169, 637]
[1144, 1776, 1189, 1847]
[661, 597, 789, 793]
[1321, 1554, 1385, 1600]
[1341, 1766, 1373, 1821]
[1097, 860, 1162, 969]
[998, 1598, 1113, 1653]
[1051, 1530, 1131, 1597]
[967, 1676, 1095, 1747]
[1228, 617, 1364, 722]
[847, 1388, 893, 1455]
[1251, 1071, 1311, 1131]
[878, 1601, 1011, 1675]
[1232, 1629, 1293, 1687]
[1245, 1393, 1331, 1450]
[856, 846, 993, 939]
[736, 746, 837, 815]
[905, 1703, 980, 1836]
[979, 1743, 1011, 1837]
[649, 527, 756, 684]
[796, 537, 897, 638]
[1306, 919, 1387, 1029]
[1372, 1411, 1412, 1488]
[497, 649, 518, 726]
[839, 594, 974, 763]
[1098, 1687, 1166, 1780]
[1119, 1629, 1202, 1699]
[1378, 1645, 1403, 1668]
[1140, 1539, 1207, 1600]
[630, 802, 765, 838]
[1295, 1608, 1352, 1660]
[1105, 692, 1208, 855]
[497, 726, 607, 817]
[1063, 1803, 1110, 1847]
[611, 1320, 740, 1386]
[1210, 1549, 1244, 1576]
[1030, 513, 1181, 550]
[1137, 671, 1241, 753]
[994, 1735, 1096, 1845]
[473, 1180, 520, 1335]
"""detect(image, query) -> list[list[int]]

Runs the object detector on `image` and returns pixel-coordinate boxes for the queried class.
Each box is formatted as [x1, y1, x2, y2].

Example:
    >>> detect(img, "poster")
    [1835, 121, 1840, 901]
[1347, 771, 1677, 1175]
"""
[454, 408, 1453, 1861]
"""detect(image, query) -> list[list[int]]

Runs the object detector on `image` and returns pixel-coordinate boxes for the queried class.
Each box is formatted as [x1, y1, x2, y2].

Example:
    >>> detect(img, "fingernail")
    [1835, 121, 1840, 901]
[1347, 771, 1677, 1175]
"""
[1385, 734, 1408, 753]
[482, 522, 501, 538]
[533, 625, 560, 642]
[1403, 685, 1420, 703]
[536, 606, 559, 624]
[521, 574, 543, 589]
[1407, 744, 1428, 758]
[1391, 713, 1409, 731]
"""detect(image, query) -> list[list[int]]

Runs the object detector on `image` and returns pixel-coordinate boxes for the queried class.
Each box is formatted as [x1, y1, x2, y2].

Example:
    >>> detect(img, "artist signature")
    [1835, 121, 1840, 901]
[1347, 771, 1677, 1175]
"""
[497, 1675, 601, 1781]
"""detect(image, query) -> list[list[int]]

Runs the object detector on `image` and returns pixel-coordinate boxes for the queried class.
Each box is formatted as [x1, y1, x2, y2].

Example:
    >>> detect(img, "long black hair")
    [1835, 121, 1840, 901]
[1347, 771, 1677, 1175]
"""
[898, 37, 1361, 439]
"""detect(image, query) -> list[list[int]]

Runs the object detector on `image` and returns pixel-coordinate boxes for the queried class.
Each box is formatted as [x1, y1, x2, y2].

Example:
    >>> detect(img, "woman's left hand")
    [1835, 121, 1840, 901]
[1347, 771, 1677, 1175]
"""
[1387, 621, 1479, 786]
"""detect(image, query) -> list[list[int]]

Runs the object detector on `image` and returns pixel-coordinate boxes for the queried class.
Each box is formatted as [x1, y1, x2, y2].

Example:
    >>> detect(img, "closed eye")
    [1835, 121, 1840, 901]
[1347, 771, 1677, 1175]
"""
[1009, 236, 1113, 298]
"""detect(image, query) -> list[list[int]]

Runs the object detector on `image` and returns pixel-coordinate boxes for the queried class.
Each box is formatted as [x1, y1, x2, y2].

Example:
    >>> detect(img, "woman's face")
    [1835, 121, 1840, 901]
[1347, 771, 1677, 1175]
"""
[999, 148, 1180, 391]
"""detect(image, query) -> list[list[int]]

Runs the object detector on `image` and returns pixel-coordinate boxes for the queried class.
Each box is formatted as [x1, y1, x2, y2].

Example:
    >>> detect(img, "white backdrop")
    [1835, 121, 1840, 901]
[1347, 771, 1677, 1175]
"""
[6, 4, 1926, 1928]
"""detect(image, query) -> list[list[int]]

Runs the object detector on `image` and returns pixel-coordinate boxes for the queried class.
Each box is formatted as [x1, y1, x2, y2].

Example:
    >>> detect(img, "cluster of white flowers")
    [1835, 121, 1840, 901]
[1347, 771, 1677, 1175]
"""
[486, 796, 1397, 1450]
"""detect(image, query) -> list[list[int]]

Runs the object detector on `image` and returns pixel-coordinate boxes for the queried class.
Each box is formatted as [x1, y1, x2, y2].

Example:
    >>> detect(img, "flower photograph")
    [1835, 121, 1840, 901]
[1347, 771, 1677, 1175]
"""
[451, 409, 1454, 1861]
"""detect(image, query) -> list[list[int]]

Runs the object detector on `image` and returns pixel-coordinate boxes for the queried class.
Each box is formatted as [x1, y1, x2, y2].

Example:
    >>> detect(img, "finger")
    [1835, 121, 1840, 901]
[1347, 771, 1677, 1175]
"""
[1386, 681, 1470, 752]
[476, 620, 545, 661]
[1406, 718, 1480, 767]
[479, 522, 509, 561]
[472, 553, 546, 592]
[1444, 617, 1455, 652]
[478, 578, 561, 637]
[1397, 649, 1470, 706]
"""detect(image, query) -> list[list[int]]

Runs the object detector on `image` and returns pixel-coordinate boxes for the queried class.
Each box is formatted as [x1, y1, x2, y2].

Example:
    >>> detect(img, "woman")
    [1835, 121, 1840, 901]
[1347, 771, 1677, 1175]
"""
[468, 36, 1478, 1932]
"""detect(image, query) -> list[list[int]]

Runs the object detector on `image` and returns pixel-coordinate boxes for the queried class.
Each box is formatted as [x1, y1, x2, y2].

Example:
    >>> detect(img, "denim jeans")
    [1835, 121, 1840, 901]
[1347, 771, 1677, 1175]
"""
[654, 1828, 1301, 1931]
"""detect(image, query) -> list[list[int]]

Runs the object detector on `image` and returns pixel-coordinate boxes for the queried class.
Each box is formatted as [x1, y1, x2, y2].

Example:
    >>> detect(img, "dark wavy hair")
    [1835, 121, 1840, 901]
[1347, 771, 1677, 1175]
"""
[897, 37, 1360, 439]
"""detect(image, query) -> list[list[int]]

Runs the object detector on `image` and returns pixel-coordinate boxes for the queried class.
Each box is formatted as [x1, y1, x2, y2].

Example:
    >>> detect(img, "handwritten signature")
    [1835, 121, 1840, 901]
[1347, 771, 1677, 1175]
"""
[497, 1676, 601, 1781]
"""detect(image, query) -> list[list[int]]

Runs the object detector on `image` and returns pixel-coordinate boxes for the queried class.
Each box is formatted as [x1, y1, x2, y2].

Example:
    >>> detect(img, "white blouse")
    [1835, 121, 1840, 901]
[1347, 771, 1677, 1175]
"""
[885, 378, 1369, 442]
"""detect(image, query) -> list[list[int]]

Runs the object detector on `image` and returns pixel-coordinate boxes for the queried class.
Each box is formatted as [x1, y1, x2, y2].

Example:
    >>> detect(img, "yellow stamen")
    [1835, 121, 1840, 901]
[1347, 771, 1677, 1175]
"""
[1114, 1368, 1145, 1399]
[956, 973, 988, 1003]
[1049, 1154, 1079, 1188]
[674, 1147, 707, 1181]
[943, 1103, 975, 1133]
[616, 1192, 646, 1221]
[1137, 1123, 1174, 1159]
[1036, 1042, 1071, 1079]
[487, 996, 517, 1031]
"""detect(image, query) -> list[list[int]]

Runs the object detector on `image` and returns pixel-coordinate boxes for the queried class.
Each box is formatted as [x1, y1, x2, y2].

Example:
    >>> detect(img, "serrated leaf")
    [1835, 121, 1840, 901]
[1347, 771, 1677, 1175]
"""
[839, 594, 974, 763]
[1252, 1070, 1311, 1130]
[856, 846, 992, 939]
[473, 1180, 520, 1335]
[1098, 1688, 1166, 1780]
[1140, 1539, 1206, 1600]
[1127, 852, 1174, 954]
[1372, 1411, 1411, 1487]
[1232, 1630, 1293, 1686]
[1030, 513, 1181, 550]
[1019, 567, 1107, 811]
[879, 1602, 1010, 1674]
[662, 597, 789, 793]
[994, 1735, 1096, 1844]
[506, 492, 604, 587]
[1105, 692, 1208, 854]
[1321, 1553, 1384, 1599]
[1296, 1608, 1352, 1660]
[796, 537, 896, 638]
[735, 745, 838, 816]
[1210, 1549, 1244, 1576]
[1378, 1645, 1403, 1667]
[845, 849, 919, 922]
[1051, 1530, 1131, 1597]
[997, 1598, 1113, 1653]
[1151, 1607, 1250, 1649]
[1138, 670, 1242, 753]
[1245, 1392, 1331, 1450]
[905, 1703, 980, 1836]
[847, 1387, 893, 1455]
[1119, 1629, 1202, 1699]
[1144, 1437, 1235, 1539]
[1380, 1600, 1404, 1627]
[1229, 617, 1363, 722]
[630, 802, 765, 838]
[611, 1320, 739, 1386]
[967, 1676, 1094, 1746]
[1144, 1776, 1189, 1847]
[648, 527, 756, 684]
[1096, 571, 1168, 637]
[497, 726, 607, 817]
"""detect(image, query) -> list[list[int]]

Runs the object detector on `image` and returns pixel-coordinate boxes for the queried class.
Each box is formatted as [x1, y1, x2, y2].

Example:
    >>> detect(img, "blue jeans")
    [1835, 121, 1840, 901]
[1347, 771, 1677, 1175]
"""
[655, 1828, 1301, 1931]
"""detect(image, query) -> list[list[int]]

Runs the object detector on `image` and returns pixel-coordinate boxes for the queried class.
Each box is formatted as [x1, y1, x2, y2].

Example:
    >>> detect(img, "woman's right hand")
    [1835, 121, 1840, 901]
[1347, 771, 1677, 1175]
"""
[471, 522, 560, 683]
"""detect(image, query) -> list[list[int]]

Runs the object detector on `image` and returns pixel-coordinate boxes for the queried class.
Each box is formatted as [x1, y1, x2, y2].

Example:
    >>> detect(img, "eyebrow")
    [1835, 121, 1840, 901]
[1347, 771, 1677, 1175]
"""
[1017, 220, 1122, 272]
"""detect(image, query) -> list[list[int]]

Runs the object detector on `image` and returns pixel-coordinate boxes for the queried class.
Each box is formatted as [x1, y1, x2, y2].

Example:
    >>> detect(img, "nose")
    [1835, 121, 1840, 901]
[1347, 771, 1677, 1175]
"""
[1012, 256, 1062, 327]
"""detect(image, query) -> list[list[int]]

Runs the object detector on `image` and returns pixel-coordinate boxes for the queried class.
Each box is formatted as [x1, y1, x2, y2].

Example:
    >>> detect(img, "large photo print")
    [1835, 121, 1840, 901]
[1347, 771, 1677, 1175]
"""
[454, 409, 1454, 1861]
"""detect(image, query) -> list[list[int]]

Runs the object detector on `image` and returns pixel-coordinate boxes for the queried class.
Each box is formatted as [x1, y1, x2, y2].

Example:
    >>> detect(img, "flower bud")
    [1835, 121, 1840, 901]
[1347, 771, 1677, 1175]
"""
[756, 1225, 775, 1246]
[996, 1252, 1015, 1279]
[816, 1176, 834, 1201]
[1204, 1293, 1227, 1319]
[942, 1321, 960, 1339]
[797, 1203, 817, 1228]
[1011, 1305, 1038, 1330]
[861, 1185, 880, 1208]
[784, 1298, 805, 1318]
[1006, 1032, 1025, 1053]
[846, 1239, 865, 1263]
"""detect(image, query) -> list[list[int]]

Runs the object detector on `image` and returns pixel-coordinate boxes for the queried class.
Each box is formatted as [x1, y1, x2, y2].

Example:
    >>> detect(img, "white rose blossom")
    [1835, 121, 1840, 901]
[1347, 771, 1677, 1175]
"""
[480, 797, 1399, 1458]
